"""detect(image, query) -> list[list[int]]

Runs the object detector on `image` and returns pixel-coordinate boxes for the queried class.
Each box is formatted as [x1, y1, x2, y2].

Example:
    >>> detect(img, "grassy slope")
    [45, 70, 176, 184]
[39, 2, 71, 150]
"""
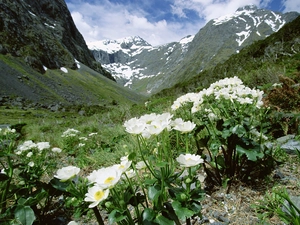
[0, 54, 146, 106]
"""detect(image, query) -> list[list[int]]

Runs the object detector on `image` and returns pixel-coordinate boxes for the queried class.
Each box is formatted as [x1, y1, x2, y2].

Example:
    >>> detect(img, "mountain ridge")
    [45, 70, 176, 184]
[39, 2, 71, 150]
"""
[90, 5, 299, 95]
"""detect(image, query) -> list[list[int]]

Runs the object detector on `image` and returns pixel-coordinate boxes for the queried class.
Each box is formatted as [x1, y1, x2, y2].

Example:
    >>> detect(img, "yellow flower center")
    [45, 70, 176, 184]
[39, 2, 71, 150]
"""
[104, 177, 114, 184]
[94, 190, 104, 201]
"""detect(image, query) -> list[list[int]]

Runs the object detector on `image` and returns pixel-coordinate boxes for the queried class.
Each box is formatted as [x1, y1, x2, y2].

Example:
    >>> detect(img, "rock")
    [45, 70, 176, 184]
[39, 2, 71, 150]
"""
[280, 139, 300, 155]
[281, 195, 300, 217]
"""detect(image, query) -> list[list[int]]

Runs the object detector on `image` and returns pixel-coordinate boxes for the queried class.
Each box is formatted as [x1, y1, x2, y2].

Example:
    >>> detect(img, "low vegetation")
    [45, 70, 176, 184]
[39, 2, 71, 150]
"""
[0, 74, 299, 225]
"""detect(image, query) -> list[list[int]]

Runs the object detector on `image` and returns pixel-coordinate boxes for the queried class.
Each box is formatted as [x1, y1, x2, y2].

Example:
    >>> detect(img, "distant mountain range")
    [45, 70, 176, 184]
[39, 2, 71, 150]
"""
[0, 1, 299, 106]
[89, 5, 299, 95]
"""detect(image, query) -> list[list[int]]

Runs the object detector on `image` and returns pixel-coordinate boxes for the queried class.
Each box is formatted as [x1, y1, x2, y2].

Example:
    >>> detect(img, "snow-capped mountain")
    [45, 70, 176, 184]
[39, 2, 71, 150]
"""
[89, 35, 194, 90]
[90, 5, 299, 95]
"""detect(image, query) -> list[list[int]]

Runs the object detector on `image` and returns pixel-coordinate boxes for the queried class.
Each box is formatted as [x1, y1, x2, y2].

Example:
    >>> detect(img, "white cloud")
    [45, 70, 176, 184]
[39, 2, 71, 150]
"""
[171, 0, 265, 21]
[282, 0, 300, 12]
[66, 0, 299, 46]
[67, 0, 204, 46]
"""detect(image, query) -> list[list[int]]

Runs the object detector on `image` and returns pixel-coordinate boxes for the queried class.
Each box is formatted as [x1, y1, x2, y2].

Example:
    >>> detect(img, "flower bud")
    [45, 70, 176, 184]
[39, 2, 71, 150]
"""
[185, 178, 192, 184]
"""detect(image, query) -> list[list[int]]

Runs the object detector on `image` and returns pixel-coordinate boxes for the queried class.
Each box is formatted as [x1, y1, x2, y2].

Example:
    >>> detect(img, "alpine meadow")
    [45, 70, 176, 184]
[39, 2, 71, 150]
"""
[0, 1, 300, 225]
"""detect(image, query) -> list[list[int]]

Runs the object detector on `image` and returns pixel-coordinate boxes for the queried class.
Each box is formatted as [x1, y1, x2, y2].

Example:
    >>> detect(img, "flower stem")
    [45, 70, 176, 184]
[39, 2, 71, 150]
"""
[92, 206, 105, 225]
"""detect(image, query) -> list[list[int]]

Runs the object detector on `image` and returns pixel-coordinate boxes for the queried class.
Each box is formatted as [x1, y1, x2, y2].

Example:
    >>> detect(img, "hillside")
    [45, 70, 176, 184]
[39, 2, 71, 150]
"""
[0, 0, 145, 106]
[152, 15, 300, 109]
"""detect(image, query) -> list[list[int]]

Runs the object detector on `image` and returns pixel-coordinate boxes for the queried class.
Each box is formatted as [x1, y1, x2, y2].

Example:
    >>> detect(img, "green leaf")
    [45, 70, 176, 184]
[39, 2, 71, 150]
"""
[128, 152, 136, 161]
[154, 214, 175, 225]
[232, 124, 246, 137]
[171, 200, 194, 221]
[142, 208, 156, 222]
[14, 205, 36, 225]
[49, 178, 69, 192]
[23, 190, 48, 206]
[236, 145, 264, 161]
[148, 185, 161, 202]
[156, 161, 168, 168]
[108, 209, 126, 224]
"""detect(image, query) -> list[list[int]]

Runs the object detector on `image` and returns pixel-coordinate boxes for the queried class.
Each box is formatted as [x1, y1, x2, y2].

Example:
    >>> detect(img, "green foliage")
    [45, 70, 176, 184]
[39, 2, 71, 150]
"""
[253, 187, 300, 225]
[0, 127, 64, 224]
[171, 77, 275, 187]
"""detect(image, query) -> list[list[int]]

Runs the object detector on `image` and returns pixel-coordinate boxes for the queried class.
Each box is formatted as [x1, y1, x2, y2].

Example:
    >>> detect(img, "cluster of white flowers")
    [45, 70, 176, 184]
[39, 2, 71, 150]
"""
[0, 127, 16, 135]
[15, 140, 62, 160]
[15, 140, 51, 155]
[61, 128, 80, 138]
[171, 76, 264, 114]
[123, 112, 196, 137]
[84, 155, 134, 208]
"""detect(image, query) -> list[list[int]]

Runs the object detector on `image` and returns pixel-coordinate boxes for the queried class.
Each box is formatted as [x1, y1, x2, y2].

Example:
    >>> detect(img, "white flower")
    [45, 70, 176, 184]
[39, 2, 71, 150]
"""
[78, 143, 85, 147]
[139, 113, 157, 124]
[84, 185, 109, 208]
[115, 158, 132, 173]
[26, 152, 33, 157]
[123, 117, 146, 135]
[28, 161, 34, 167]
[52, 147, 62, 153]
[1, 168, 7, 174]
[172, 118, 196, 133]
[89, 132, 98, 136]
[3, 127, 16, 134]
[54, 166, 80, 181]
[176, 154, 204, 167]
[136, 161, 147, 170]
[67, 221, 78, 225]
[61, 128, 80, 138]
[17, 140, 36, 153]
[79, 137, 88, 141]
[87, 166, 122, 188]
[36, 142, 50, 151]
[122, 169, 136, 179]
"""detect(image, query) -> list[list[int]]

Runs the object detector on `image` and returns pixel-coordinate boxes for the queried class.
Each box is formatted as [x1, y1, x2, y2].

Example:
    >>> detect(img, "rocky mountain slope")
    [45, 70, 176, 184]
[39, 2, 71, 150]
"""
[0, 0, 145, 106]
[0, 0, 113, 80]
[90, 5, 299, 95]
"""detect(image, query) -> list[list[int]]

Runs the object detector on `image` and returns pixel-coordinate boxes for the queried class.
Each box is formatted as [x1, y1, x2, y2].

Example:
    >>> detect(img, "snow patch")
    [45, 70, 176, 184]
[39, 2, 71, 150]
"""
[44, 23, 55, 29]
[236, 30, 251, 46]
[60, 67, 68, 73]
[28, 11, 36, 17]
[75, 59, 81, 69]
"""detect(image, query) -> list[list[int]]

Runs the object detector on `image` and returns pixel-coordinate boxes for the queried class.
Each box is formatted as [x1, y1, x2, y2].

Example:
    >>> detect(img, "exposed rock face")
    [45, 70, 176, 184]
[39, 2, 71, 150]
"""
[0, 0, 114, 80]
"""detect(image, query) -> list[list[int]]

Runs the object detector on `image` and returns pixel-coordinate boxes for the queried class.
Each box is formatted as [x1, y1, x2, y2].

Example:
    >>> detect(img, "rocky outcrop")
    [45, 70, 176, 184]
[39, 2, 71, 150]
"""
[0, 0, 114, 81]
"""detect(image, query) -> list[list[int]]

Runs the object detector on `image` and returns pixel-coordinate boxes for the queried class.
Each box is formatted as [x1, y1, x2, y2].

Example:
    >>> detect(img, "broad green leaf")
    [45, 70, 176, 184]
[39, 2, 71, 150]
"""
[14, 205, 36, 225]
[128, 152, 136, 160]
[108, 209, 126, 224]
[142, 208, 156, 221]
[236, 145, 264, 161]
[148, 185, 161, 202]
[154, 214, 175, 225]
[171, 201, 194, 221]
[49, 178, 69, 192]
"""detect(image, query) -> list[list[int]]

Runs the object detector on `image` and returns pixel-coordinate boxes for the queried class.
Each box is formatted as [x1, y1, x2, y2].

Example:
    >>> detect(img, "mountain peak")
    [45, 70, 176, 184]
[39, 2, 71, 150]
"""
[236, 4, 258, 12]
[88, 36, 151, 53]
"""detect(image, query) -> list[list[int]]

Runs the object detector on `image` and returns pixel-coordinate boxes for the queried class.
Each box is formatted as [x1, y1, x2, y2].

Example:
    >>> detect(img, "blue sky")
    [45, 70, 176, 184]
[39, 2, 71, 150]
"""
[65, 0, 300, 46]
